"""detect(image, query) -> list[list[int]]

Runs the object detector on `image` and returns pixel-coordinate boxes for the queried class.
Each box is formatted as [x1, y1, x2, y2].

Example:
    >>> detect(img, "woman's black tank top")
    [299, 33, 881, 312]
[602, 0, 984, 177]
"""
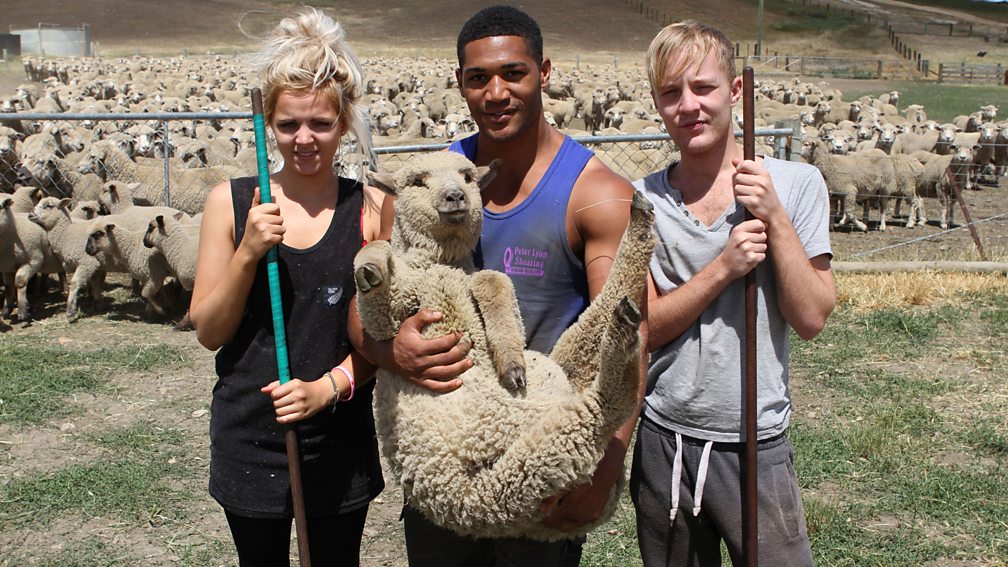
[210, 175, 383, 519]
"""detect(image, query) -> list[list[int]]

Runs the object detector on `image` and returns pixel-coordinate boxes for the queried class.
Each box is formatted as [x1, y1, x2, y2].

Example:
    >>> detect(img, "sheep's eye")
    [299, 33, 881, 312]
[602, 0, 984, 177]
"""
[463, 171, 474, 184]
[409, 176, 425, 188]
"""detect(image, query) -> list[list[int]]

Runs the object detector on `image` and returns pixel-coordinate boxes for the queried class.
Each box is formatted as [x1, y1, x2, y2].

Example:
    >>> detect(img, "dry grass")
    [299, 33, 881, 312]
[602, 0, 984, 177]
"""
[836, 271, 1008, 311]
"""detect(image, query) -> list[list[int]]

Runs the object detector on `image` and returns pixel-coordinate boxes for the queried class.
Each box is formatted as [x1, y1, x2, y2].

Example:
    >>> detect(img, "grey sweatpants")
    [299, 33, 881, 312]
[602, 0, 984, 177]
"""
[630, 417, 814, 567]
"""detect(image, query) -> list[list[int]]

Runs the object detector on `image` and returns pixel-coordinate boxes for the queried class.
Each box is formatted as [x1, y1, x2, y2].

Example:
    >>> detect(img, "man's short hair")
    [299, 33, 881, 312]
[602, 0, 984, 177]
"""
[646, 20, 736, 91]
[456, 5, 543, 66]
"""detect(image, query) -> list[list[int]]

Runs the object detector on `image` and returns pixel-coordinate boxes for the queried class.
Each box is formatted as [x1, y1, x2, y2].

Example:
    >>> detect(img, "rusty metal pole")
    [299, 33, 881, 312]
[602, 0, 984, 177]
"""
[946, 166, 988, 260]
[741, 66, 759, 567]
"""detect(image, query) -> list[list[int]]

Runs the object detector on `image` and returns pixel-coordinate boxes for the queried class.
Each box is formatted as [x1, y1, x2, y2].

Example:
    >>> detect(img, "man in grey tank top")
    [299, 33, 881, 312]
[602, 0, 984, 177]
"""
[629, 21, 835, 566]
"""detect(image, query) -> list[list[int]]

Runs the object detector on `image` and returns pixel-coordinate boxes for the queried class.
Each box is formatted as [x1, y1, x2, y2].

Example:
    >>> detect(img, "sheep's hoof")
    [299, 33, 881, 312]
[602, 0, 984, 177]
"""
[630, 190, 654, 213]
[615, 296, 642, 330]
[354, 263, 384, 293]
[501, 363, 526, 392]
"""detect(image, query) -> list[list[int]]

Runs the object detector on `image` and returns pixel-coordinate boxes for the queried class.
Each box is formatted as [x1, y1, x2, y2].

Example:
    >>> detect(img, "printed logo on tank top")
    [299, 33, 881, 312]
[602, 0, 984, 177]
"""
[503, 246, 547, 277]
[323, 285, 344, 308]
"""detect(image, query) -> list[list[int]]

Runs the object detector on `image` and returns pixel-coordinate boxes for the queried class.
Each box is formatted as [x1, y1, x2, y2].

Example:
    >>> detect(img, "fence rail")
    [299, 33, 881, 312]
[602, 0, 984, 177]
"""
[0, 110, 799, 212]
[734, 54, 892, 79]
[937, 62, 1007, 85]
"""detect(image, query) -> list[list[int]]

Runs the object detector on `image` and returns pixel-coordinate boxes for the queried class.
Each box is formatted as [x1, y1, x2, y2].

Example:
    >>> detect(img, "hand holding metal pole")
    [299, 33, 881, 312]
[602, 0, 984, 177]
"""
[251, 88, 312, 567]
[741, 66, 759, 567]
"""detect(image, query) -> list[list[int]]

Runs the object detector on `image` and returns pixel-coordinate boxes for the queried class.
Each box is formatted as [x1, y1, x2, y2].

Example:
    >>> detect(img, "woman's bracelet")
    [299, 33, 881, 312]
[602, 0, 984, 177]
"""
[332, 365, 355, 402]
[324, 371, 340, 413]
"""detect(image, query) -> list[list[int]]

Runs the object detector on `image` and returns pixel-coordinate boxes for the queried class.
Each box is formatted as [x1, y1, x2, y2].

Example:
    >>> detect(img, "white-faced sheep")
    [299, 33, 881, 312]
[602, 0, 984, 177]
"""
[0, 194, 62, 321]
[143, 211, 198, 329]
[354, 151, 653, 541]
[889, 153, 926, 228]
[805, 139, 895, 231]
[85, 221, 171, 318]
[27, 197, 107, 319]
[916, 144, 976, 229]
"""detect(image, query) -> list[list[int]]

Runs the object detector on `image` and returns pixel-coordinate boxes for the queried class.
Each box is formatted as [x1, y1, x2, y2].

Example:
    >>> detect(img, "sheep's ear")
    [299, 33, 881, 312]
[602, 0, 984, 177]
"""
[0, 197, 11, 210]
[972, 144, 982, 151]
[476, 159, 501, 190]
[105, 222, 116, 233]
[128, 182, 140, 192]
[366, 170, 398, 197]
[172, 211, 185, 222]
[58, 198, 72, 210]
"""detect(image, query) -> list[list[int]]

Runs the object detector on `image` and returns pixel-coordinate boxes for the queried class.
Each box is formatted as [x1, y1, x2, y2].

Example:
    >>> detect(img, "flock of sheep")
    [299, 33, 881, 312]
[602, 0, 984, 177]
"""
[0, 53, 1005, 326]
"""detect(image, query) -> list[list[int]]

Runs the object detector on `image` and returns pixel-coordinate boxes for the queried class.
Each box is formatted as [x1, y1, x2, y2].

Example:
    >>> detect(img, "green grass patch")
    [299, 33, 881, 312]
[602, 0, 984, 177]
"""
[841, 81, 1008, 123]
[582, 494, 642, 567]
[0, 336, 189, 425]
[0, 422, 188, 527]
[35, 539, 129, 567]
[792, 304, 957, 376]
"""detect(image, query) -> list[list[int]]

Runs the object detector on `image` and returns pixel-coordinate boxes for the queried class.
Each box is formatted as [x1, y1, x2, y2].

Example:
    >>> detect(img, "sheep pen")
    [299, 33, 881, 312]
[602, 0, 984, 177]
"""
[1, 0, 1007, 564]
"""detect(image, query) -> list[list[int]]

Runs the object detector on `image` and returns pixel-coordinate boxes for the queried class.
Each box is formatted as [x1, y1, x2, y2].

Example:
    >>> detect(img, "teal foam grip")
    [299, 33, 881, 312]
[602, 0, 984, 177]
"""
[251, 91, 292, 385]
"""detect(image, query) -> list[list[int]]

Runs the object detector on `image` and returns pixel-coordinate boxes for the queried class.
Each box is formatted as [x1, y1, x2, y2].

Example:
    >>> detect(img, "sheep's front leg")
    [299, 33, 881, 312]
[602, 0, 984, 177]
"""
[354, 240, 407, 341]
[470, 270, 526, 391]
[140, 279, 166, 318]
[13, 258, 43, 322]
[1, 273, 16, 319]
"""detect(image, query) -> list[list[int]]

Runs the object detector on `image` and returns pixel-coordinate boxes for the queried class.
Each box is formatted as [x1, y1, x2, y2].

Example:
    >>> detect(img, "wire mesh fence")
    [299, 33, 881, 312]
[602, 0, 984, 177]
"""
[1, 111, 1005, 261]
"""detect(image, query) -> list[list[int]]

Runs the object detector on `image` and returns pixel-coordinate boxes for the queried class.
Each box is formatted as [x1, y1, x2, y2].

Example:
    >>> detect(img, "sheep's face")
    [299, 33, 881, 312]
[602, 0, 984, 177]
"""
[27, 197, 72, 230]
[368, 152, 500, 256]
[85, 224, 116, 257]
[143, 216, 166, 248]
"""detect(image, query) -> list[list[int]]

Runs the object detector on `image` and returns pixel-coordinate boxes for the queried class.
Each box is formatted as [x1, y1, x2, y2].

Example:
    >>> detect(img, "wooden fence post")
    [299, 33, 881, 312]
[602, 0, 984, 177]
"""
[938, 62, 943, 82]
[877, 60, 883, 78]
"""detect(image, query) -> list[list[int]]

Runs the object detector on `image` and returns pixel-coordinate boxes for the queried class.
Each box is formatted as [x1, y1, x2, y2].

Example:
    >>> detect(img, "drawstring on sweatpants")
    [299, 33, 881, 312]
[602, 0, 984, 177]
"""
[669, 433, 715, 524]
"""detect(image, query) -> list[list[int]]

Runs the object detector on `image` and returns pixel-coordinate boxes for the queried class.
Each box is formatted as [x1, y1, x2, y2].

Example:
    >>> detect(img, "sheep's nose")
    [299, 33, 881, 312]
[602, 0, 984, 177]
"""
[436, 187, 468, 215]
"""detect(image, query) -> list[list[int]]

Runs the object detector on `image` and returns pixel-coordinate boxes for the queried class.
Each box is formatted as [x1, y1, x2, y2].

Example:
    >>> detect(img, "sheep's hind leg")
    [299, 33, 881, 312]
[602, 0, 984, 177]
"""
[590, 296, 643, 433]
[551, 191, 653, 390]
[470, 270, 526, 391]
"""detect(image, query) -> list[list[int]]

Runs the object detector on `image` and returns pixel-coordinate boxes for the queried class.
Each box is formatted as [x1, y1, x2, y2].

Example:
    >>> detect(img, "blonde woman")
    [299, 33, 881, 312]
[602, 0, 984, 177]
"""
[190, 9, 389, 566]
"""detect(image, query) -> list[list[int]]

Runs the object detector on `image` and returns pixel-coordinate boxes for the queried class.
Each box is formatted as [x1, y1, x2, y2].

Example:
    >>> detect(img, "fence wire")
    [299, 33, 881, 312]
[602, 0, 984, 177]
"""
[1, 112, 1005, 261]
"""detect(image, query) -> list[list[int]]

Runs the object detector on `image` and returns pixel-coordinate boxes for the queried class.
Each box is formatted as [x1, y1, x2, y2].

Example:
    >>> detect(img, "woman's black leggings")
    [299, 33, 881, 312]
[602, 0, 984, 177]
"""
[224, 506, 369, 566]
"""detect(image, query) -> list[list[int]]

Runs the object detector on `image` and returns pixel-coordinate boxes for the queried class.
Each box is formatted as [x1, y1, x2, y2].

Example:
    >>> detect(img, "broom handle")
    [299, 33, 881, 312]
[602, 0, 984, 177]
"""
[251, 88, 312, 567]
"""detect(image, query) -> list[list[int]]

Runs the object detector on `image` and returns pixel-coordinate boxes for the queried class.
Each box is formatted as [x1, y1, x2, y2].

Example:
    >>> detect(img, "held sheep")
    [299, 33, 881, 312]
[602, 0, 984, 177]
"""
[354, 151, 653, 541]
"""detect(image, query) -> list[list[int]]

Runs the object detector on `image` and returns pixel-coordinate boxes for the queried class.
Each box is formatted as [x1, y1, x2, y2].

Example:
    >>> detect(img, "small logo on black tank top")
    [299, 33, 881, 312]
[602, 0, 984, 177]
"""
[503, 246, 547, 277]
[323, 285, 344, 308]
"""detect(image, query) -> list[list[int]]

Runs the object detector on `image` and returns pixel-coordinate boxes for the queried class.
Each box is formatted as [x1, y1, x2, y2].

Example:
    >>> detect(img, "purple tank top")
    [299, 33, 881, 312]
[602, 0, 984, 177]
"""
[449, 134, 593, 354]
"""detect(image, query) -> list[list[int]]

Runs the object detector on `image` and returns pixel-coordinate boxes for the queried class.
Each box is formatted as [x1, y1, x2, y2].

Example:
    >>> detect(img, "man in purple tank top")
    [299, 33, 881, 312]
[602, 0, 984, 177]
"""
[350, 5, 646, 566]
